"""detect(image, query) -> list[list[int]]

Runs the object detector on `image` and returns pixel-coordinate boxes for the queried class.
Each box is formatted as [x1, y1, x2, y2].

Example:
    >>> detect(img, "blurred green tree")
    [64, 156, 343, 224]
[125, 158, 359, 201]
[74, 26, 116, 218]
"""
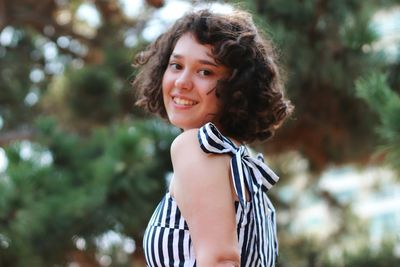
[0, 118, 177, 267]
[1, 1, 176, 266]
[324, 241, 400, 267]
[1, 0, 399, 266]
[240, 0, 400, 171]
[356, 73, 400, 173]
[239, 1, 400, 266]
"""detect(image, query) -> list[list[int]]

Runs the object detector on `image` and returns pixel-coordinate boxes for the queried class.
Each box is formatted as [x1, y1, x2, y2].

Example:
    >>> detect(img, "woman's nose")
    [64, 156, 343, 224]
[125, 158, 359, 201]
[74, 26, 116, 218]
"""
[174, 72, 193, 90]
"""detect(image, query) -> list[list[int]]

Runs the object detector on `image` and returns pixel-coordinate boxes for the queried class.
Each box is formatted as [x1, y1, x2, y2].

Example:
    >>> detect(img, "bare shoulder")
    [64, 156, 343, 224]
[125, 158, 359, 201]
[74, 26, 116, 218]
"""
[170, 129, 200, 158]
[170, 128, 230, 173]
[170, 128, 231, 196]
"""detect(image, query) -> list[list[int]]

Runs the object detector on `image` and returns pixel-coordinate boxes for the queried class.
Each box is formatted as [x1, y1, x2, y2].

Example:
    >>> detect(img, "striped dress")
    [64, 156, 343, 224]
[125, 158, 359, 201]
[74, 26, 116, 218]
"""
[143, 122, 279, 267]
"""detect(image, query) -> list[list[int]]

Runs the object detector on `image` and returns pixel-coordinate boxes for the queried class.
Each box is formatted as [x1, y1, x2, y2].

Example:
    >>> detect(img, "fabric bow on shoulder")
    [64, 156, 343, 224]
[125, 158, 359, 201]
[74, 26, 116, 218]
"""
[198, 122, 279, 208]
[197, 122, 279, 267]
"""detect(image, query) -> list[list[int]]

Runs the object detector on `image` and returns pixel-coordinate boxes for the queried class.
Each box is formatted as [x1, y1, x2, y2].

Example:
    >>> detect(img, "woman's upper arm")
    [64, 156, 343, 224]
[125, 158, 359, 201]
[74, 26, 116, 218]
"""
[170, 129, 240, 266]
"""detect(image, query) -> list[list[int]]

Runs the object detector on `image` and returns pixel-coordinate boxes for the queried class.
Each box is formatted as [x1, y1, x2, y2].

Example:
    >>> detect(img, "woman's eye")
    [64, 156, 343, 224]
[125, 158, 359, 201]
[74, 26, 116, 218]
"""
[169, 63, 181, 70]
[199, 69, 212, 76]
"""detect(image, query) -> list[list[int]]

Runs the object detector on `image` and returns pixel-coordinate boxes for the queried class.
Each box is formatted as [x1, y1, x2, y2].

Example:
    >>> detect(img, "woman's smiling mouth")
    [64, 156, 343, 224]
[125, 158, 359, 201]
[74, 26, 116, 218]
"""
[173, 96, 199, 106]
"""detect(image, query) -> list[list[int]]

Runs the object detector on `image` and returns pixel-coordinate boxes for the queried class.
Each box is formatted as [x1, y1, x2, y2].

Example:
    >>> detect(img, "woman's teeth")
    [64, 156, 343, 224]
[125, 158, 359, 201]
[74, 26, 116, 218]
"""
[173, 97, 198, 106]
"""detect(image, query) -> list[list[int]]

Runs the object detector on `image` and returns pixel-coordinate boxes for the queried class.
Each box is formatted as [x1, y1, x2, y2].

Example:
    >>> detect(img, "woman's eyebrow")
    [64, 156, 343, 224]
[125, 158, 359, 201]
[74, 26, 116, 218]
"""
[171, 53, 218, 67]
[198, 59, 218, 67]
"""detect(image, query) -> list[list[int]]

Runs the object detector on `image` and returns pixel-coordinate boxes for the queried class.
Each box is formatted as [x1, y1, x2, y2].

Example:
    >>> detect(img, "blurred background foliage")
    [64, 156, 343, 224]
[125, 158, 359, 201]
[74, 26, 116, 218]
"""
[0, 0, 399, 266]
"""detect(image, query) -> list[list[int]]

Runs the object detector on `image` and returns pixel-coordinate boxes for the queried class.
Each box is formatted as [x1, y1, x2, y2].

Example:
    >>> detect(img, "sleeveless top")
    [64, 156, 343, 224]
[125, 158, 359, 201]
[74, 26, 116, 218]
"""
[143, 122, 280, 267]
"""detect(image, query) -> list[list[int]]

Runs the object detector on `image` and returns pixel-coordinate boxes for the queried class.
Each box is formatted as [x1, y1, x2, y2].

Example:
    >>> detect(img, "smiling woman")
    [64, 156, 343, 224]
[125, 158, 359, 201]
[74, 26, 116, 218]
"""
[133, 7, 293, 267]
[162, 33, 230, 131]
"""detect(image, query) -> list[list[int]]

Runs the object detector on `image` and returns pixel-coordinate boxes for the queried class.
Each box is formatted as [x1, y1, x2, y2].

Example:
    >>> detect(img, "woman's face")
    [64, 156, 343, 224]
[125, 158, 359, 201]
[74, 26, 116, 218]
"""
[162, 33, 230, 131]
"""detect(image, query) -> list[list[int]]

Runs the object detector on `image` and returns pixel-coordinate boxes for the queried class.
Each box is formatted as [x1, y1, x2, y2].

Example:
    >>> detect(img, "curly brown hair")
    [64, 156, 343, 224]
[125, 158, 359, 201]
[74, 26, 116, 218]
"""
[133, 8, 293, 143]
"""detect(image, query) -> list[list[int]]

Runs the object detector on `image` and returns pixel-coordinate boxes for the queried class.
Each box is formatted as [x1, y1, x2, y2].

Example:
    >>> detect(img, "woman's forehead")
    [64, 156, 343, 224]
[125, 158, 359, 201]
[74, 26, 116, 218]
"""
[171, 33, 215, 62]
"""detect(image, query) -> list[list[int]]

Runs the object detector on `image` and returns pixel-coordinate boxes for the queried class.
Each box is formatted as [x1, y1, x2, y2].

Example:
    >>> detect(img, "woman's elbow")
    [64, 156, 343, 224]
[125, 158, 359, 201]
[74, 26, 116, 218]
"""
[215, 260, 240, 267]
[196, 249, 240, 267]
[197, 258, 240, 267]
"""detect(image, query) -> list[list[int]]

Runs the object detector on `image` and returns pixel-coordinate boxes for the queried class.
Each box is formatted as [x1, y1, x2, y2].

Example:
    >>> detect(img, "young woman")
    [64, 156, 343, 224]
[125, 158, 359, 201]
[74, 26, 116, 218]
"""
[133, 7, 293, 267]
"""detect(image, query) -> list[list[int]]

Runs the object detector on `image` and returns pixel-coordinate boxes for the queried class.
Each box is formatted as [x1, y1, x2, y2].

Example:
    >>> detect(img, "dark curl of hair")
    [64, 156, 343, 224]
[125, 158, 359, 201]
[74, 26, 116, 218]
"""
[133, 8, 293, 143]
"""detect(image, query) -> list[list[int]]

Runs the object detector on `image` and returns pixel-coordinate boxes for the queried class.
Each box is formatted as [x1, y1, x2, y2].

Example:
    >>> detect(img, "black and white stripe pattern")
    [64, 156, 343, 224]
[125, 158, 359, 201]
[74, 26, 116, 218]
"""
[143, 122, 279, 267]
[143, 193, 195, 266]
